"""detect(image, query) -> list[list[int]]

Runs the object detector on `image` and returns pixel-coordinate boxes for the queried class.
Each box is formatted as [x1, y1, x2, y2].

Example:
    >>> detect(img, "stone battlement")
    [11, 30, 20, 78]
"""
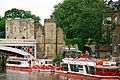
[44, 18, 56, 23]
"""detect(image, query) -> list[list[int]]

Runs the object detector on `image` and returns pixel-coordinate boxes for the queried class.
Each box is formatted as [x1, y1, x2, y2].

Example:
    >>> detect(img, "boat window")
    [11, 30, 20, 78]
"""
[7, 61, 21, 65]
[88, 66, 95, 74]
[45, 61, 53, 64]
[111, 69, 115, 72]
[70, 64, 76, 72]
[76, 65, 84, 73]
[107, 69, 110, 72]
[96, 68, 101, 72]
[112, 69, 118, 72]
[102, 69, 106, 72]
[45, 61, 47, 64]
[63, 64, 68, 71]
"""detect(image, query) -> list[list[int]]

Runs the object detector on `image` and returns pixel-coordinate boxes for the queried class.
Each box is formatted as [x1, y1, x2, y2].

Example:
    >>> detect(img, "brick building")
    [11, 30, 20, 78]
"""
[101, 0, 120, 58]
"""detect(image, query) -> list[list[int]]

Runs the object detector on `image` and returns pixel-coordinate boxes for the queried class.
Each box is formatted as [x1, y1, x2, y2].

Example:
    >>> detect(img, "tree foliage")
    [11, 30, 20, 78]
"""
[0, 16, 5, 38]
[4, 8, 42, 26]
[53, 0, 106, 50]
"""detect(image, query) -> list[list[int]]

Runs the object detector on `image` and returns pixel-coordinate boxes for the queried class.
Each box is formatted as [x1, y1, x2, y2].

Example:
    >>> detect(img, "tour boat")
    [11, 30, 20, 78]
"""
[59, 58, 120, 79]
[6, 56, 32, 72]
[32, 65, 55, 72]
[6, 57, 58, 72]
[32, 59, 56, 72]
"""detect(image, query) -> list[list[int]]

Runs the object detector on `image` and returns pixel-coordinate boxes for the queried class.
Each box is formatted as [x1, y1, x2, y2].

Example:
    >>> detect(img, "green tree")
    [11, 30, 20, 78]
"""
[0, 8, 42, 38]
[53, 0, 106, 50]
[0, 16, 5, 38]
[4, 8, 42, 26]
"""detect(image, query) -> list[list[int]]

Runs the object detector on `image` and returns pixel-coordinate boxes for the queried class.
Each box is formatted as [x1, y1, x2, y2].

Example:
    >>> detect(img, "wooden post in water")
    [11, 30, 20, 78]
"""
[0, 52, 7, 73]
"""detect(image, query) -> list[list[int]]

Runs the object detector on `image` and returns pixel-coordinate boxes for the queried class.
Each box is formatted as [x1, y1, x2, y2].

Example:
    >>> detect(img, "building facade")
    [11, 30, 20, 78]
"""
[5, 18, 36, 57]
[5, 17, 79, 59]
[101, 0, 120, 58]
[6, 18, 34, 39]
[36, 17, 65, 59]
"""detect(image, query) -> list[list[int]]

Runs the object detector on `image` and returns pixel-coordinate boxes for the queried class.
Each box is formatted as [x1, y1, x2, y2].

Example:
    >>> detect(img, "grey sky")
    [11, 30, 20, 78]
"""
[0, 0, 63, 24]
[0, 0, 118, 24]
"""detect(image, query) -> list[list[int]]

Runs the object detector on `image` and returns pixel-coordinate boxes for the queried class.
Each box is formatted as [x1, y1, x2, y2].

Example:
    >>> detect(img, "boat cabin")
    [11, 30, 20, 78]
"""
[61, 58, 96, 75]
[38, 59, 53, 66]
[95, 65, 119, 76]
[60, 58, 120, 78]
[6, 56, 30, 67]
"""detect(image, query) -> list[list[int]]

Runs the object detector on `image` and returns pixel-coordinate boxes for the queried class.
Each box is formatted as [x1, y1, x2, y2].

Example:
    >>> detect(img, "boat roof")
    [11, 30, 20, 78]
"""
[95, 65, 119, 69]
[7, 56, 28, 61]
[62, 58, 96, 66]
[38, 59, 53, 61]
[63, 58, 96, 62]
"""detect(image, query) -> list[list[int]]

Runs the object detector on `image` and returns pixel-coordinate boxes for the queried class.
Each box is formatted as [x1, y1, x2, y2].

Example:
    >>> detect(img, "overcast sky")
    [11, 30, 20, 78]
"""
[0, 0, 118, 25]
[0, 0, 63, 25]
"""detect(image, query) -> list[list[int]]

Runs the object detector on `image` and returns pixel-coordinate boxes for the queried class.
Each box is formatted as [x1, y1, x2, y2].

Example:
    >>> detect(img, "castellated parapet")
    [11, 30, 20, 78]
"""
[6, 18, 34, 39]
[44, 18, 56, 23]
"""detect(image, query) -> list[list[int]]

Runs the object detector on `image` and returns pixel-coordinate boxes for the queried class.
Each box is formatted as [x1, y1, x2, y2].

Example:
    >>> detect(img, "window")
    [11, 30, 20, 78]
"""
[7, 27, 8, 31]
[102, 69, 106, 72]
[76, 65, 83, 73]
[7, 61, 21, 65]
[111, 69, 118, 72]
[107, 69, 110, 72]
[70, 64, 76, 72]
[22, 36, 25, 39]
[96, 68, 101, 72]
[15, 27, 16, 31]
[63, 64, 68, 71]
[78, 65, 83, 72]
[104, 17, 112, 24]
[114, 46, 117, 52]
[7, 36, 9, 39]
[106, 17, 112, 21]
[115, 16, 117, 23]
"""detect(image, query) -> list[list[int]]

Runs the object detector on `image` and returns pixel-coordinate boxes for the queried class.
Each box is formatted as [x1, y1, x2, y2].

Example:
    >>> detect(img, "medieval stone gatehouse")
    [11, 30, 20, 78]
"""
[36, 17, 65, 59]
[5, 17, 66, 59]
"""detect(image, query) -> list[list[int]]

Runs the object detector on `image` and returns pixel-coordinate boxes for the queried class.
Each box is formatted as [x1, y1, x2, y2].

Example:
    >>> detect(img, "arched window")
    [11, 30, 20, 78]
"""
[22, 36, 25, 39]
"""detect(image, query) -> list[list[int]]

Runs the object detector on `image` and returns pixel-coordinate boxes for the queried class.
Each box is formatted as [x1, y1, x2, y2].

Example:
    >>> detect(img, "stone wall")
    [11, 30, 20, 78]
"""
[36, 26, 45, 58]
[44, 18, 57, 59]
[5, 18, 66, 59]
[36, 18, 66, 59]
[6, 18, 34, 39]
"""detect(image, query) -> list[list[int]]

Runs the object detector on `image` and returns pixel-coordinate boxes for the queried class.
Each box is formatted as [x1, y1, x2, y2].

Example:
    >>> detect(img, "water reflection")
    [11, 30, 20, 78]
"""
[0, 70, 119, 80]
[59, 74, 96, 80]
[1, 70, 59, 80]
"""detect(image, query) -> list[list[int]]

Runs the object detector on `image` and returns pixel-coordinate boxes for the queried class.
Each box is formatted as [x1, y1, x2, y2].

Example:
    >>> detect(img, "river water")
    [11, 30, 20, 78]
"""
[0, 69, 117, 80]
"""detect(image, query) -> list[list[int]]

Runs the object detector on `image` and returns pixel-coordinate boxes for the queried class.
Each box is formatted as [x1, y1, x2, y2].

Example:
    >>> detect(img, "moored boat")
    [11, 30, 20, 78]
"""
[6, 57, 59, 72]
[6, 56, 32, 72]
[59, 58, 120, 79]
[32, 59, 57, 72]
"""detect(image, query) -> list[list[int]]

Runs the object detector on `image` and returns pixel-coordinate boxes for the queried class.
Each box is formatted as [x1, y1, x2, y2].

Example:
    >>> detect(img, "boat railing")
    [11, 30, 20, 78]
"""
[63, 57, 96, 62]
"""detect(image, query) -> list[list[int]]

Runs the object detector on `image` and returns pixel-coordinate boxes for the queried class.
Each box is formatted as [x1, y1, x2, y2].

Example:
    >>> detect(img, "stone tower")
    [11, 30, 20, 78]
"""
[5, 18, 36, 57]
[35, 17, 65, 59]
[44, 18, 57, 58]
[6, 18, 34, 39]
